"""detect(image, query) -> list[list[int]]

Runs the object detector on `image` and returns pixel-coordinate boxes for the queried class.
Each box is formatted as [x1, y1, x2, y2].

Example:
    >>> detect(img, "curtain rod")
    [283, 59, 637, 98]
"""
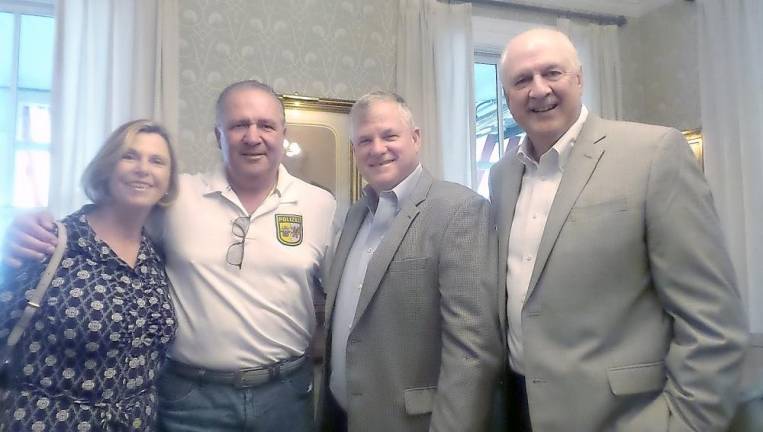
[463, 0, 627, 26]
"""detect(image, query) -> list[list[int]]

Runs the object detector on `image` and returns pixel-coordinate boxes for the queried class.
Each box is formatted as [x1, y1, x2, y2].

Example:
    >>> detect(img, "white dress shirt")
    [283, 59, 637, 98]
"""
[507, 106, 588, 374]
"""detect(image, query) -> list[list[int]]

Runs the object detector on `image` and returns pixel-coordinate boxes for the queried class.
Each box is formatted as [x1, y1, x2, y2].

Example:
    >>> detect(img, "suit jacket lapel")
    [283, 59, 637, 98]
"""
[526, 115, 607, 300]
[351, 171, 432, 328]
[325, 199, 369, 328]
[496, 153, 525, 333]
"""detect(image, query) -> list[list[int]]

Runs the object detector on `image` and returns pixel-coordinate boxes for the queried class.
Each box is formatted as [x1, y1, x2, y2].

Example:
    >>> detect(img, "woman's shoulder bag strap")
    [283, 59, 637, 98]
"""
[4, 221, 68, 349]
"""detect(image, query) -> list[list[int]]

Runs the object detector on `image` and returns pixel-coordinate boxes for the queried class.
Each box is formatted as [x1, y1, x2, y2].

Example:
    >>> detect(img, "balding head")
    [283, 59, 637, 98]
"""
[499, 28, 580, 88]
[498, 27, 584, 157]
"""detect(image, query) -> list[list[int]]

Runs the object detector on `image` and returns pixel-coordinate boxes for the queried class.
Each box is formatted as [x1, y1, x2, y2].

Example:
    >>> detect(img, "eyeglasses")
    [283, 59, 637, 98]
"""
[509, 69, 577, 91]
[226, 216, 251, 269]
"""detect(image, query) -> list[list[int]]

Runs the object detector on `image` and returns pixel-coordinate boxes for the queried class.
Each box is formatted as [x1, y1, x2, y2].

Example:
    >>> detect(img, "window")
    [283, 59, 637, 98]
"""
[0, 2, 55, 238]
[473, 52, 524, 197]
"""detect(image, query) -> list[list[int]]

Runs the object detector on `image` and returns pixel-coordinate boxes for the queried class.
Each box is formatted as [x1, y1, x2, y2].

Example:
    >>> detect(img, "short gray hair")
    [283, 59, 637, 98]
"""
[349, 91, 416, 138]
[215, 79, 285, 126]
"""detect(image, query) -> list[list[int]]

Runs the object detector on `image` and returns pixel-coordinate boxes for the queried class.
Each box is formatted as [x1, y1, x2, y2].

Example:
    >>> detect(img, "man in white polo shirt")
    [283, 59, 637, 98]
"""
[154, 80, 335, 431]
[3, 80, 336, 431]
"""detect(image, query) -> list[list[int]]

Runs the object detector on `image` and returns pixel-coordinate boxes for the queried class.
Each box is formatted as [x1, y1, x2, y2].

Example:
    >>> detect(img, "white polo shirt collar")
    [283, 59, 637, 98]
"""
[201, 164, 299, 207]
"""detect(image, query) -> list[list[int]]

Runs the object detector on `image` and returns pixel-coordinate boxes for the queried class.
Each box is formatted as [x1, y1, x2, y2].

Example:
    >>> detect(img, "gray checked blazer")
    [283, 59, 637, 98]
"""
[319, 169, 502, 432]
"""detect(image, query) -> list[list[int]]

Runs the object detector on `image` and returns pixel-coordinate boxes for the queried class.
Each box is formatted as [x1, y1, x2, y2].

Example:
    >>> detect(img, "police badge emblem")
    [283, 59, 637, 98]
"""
[275, 214, 303, 246]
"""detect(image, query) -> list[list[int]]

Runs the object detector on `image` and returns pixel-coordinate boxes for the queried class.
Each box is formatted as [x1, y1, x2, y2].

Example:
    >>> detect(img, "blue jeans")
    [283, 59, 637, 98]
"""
[156, 360, 315, 432]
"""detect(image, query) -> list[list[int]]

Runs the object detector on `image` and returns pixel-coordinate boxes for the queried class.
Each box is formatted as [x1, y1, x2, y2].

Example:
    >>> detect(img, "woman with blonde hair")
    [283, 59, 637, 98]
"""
[0, 119, 178, 431]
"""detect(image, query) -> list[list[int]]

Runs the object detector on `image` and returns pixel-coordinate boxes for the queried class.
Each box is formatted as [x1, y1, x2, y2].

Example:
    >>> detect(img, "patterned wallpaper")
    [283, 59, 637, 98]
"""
[176, 0, 700, 172]
[177, 0, 396, 173]
[619, 0, 700, 131]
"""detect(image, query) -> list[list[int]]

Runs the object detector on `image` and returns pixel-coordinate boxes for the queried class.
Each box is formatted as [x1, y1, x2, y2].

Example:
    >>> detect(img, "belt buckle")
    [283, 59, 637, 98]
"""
[231, 358, 300, 388]
[232, 366, 274, 389]
[233, 369, 258, 388]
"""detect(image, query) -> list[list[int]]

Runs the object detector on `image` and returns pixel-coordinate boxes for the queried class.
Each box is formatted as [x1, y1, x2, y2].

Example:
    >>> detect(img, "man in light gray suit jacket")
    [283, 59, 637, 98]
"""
[319, 91, 502, 432]
[490, 28, 748, 431]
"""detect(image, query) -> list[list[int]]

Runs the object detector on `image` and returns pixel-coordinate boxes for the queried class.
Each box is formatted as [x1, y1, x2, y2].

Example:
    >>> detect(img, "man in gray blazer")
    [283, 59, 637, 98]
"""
[319, 91, 502, 432]
[490, 28, 748, 431]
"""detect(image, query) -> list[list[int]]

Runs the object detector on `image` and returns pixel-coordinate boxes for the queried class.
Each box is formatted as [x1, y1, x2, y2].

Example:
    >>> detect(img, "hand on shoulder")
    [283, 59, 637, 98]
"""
[2, 211, 57, 268]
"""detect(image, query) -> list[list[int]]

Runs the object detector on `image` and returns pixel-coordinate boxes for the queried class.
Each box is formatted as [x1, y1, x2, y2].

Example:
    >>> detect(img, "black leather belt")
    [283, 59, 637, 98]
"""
[166, 356, 306, 389]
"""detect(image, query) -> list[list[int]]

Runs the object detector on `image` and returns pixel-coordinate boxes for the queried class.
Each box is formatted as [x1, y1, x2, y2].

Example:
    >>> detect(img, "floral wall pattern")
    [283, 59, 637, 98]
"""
[177, 0, 396, 173]
[176, 0, 701, 173]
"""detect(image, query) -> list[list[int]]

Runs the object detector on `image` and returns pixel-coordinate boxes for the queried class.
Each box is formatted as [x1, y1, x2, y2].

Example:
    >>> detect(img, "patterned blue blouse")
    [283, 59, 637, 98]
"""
[0, 206, 176, 431]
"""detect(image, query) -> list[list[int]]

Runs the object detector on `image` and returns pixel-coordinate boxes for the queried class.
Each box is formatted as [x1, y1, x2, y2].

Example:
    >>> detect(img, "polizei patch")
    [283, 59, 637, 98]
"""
[275, 214, 303, 246]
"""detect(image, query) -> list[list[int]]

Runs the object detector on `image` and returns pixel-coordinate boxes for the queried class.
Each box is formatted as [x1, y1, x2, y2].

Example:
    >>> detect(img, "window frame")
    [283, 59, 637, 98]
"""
[473, 50, 526, 197]
[0, 0, 55, 236]
[474, 50, 509, 162]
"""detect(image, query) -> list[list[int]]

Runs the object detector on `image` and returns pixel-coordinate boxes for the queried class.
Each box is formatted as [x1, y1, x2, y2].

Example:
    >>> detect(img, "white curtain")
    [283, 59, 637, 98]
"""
[396, 0, 475, 187]
[697, 0, 763, 333]
[49, 0, 178, 216]
[557, 18, 623, 120]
